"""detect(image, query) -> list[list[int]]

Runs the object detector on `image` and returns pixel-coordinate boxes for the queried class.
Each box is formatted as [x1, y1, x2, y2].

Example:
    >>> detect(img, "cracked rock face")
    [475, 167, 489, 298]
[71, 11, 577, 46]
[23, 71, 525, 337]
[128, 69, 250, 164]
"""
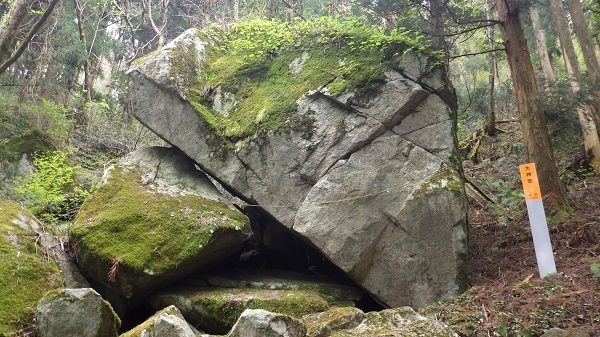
[127, 28, 468, 308]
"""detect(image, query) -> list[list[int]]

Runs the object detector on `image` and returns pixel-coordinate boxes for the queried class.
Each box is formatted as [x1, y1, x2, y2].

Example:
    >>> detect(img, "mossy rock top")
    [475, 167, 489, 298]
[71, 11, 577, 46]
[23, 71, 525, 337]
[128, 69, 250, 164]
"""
[130, 19, 440, 145]
[149, 286, 330, 335]
[0, 200, 63, 335]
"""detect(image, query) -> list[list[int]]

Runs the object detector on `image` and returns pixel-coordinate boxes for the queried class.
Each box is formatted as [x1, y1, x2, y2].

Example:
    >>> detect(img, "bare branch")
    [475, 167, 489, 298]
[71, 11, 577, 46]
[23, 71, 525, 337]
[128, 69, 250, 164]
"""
[449, 48, 506, 61]
[0, 0, 60, 74]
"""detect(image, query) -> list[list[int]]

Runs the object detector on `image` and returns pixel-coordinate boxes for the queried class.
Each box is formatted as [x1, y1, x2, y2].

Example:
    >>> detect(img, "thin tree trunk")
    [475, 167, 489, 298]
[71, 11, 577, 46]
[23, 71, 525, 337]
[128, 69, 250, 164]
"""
[496, 0, 569, 209]
[530, 2, 556, 86]
[234, 0, 239, 21]
[486, 0, 497, 136]
[74, 0, 92, 103]
[146, 0, 168, 47]
[567, 0, 600, 83]
[552, 0, 600, 174]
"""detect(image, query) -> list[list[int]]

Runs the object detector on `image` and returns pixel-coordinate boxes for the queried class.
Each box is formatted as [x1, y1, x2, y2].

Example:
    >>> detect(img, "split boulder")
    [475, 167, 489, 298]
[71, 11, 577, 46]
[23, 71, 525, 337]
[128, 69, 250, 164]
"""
[128, 26, 468, 308]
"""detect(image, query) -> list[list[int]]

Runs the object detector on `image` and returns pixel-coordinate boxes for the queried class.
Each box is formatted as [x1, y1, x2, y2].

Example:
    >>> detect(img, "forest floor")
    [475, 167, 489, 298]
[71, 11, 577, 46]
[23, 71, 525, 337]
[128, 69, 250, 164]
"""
[421, 124, 600, 337]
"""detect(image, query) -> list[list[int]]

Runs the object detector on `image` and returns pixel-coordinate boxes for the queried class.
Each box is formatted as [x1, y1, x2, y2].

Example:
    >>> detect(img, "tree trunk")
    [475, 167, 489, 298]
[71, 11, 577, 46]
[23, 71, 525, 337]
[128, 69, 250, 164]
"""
[550, 0, 582, 82]
[567, 0, 600, 83]
[234, 0, 239, 21]
[551, 0, 600, 174]
[486, 0, 497, 136]
[0, 0, 32, 64]
[496, 0, 569, 209]
[74, 0, 92, 103]
[530, 2, 556, 86]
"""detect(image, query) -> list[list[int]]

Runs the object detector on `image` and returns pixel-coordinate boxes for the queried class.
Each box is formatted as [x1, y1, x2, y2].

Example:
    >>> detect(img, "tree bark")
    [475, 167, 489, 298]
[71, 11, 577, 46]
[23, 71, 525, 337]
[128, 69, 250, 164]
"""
[529, 2, 556, 86]
[567, 0, 600, 84]
[496, 0, 569, 209]
[74, 0, 92, 103]
[550, 0, 582, 82]
[0, 0, 32, 64]
[551, 0, 600, 174]
[0, 0, 60, 75]
[486, 0, 497, 136]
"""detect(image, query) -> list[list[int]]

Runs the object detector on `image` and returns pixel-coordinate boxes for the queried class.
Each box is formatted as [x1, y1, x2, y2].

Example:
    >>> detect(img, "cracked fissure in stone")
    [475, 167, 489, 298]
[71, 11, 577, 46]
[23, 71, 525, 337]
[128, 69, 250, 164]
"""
[228, 75, 455, 221]
[310, 86, 433, 179]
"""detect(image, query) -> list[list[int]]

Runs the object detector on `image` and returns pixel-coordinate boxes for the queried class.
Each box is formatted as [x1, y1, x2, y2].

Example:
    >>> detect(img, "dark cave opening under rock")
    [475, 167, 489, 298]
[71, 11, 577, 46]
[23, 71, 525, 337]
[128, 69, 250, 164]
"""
[120, 203, 383, 333]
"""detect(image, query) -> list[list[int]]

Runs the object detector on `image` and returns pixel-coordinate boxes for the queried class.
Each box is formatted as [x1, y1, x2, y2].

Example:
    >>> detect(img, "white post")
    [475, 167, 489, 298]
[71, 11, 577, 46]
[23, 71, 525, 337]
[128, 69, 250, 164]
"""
[519, 163, 557, 278]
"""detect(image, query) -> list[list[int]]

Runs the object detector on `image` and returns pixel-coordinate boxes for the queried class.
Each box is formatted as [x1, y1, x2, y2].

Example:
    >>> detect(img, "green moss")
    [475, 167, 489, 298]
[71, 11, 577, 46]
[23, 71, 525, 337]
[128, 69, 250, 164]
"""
[177, 19, 434, 145]
[414, 163, 464, 197]
[169, 41, 200, 97]
[0, 200, 62, 335]
[70, 167, 246, 274]
[194, 288, 329, 329]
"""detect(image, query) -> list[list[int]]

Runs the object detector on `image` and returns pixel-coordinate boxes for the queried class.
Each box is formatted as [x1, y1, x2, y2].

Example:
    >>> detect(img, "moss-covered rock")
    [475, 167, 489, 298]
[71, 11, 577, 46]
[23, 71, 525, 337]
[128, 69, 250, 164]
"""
[69, 147, 249, 315]
[303, 307, 365, 337]
[0, 200, 63, 335]
[183, 268, 366, 307]
[148, 286, 329, 335]
[314, 307, 458, 337]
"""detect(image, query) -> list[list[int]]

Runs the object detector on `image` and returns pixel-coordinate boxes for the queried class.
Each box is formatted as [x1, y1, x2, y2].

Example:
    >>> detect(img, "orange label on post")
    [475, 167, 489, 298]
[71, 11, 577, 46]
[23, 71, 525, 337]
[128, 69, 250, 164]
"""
[519, 163, 542, 201]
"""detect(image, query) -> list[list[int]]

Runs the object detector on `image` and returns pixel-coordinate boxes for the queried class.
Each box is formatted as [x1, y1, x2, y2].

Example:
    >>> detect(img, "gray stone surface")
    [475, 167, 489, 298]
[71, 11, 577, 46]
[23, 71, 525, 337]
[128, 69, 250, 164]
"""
[36, 288, 121, 337]
[227, 309, 307, 337]
[128, 29, 468, 308]
[121, 305, 196, 337]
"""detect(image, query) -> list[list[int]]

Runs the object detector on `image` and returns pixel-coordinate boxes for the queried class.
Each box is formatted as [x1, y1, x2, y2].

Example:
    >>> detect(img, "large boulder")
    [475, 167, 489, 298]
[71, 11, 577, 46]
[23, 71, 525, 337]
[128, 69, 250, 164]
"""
[36, 288, 121, 337]
[0, 200, 67, 335]
[70, 146, 249, 315]
[128, 25, 468, 307]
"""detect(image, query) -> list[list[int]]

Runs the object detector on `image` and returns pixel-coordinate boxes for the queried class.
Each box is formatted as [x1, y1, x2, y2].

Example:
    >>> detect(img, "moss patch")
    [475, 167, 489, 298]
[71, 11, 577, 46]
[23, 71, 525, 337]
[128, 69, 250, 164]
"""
[194, 287, 329, 330]
[181, 19, 435, 144]
[70, 166, 247, 275]
[330, 308, 456, 337]
[169, 41, 200, 97]
[414, 163, 464, 197]
[0, 200, 62, 335]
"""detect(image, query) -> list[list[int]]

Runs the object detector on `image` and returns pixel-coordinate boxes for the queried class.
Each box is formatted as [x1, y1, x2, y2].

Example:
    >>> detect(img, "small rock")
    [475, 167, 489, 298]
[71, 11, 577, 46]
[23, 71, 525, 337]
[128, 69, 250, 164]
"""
[227, 309, 307, 337]
[36, 288, 121, 337]
[303, 307, 365, 337]
[540, 327, 590, 337]
[121, 305, 195, 337]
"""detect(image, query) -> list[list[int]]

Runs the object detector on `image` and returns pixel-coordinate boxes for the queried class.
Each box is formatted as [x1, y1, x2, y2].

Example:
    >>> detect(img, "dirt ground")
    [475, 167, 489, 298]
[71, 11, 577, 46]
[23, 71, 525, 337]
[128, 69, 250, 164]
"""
[421, 129, 600, 337]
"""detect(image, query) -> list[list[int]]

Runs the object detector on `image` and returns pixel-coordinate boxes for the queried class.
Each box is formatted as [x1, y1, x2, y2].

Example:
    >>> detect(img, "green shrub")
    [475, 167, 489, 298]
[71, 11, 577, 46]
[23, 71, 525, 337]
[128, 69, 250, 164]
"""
[13, 150, 80, 219]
